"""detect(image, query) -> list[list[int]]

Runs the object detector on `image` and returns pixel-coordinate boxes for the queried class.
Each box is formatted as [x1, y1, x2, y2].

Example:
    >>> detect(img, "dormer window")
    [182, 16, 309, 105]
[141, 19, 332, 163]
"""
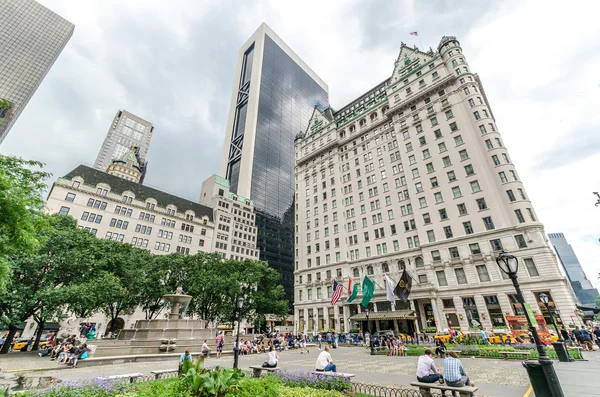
[146, 202, 155, 210]
[167, 208, 176, 216]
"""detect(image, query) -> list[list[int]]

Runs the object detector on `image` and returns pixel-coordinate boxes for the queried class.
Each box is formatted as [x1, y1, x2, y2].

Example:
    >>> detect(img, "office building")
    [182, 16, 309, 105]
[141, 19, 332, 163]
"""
[220, 23, 328, 303]
[94, 110, 154, 182]
[0, 0, 74, 144]
[293, 37, 580, 334]
[548, 233, 599, 306]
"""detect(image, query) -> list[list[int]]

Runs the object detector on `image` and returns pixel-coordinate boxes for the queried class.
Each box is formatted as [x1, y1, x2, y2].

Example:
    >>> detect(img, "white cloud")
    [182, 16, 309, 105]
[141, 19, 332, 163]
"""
[2, 0, 599, 290]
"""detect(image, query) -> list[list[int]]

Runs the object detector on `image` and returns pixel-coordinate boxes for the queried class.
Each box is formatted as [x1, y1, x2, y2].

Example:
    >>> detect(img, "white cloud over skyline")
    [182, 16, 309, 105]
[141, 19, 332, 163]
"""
[2, 0, 599, 291]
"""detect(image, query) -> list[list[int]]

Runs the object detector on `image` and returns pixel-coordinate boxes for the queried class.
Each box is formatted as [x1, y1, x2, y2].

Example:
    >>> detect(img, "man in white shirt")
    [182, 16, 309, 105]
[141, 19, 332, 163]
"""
[315, 345, 336, 372]
[416, 348, 443, 383]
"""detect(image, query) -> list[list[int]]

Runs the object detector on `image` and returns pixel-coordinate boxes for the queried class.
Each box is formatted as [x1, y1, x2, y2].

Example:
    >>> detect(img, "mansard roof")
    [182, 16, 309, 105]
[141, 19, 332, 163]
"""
[63, 165, 213, 222]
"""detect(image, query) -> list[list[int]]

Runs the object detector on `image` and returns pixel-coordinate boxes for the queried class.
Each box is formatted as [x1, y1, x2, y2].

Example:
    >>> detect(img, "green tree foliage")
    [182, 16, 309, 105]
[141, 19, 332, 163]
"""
[0, 155, 50, 293]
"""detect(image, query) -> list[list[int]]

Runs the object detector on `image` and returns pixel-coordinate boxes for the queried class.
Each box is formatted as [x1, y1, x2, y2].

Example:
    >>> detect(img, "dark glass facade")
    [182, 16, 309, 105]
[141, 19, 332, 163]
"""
[228, 34, 327, 305]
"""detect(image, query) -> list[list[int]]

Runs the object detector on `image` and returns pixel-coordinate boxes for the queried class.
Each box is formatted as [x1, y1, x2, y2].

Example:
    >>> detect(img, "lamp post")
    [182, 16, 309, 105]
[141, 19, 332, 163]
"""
[233, 296, 244, 370]
[365, 309, 375, 355]
[539, 293, 561, 341]
[496, 252, 564, 396]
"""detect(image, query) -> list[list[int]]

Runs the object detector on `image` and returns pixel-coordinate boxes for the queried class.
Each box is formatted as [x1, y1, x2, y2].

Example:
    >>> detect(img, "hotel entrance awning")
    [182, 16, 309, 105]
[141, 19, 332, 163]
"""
[349, 310, 416, 321]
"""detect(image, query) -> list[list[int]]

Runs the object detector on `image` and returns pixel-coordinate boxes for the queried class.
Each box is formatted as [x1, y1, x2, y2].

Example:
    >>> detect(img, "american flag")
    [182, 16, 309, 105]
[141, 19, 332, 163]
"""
[410, 32, 418, 36]
[330, 280, 343, 306]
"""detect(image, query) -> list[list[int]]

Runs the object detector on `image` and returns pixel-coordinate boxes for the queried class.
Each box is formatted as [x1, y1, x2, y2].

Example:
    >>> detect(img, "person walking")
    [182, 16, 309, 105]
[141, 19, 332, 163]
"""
[443, 351, 470, 387]
[262, 345, 279, 368]
[593, 326, 600, 349]
[416, 349, 443, 383]
[315, 345, 336, 372]
[317, 333, 322, 350]
[215, 331, 224, 358]
[480, 328, 489, 345]
[299, 334, 310, 354]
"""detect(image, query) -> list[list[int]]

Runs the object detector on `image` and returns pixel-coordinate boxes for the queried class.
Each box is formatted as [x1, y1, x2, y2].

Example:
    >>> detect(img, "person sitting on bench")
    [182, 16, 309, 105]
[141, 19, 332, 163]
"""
[416, 349, 443, 383]
[443, 351, 470, 387]
[315, 345, 337, 372]
[262, 345, 278, 368]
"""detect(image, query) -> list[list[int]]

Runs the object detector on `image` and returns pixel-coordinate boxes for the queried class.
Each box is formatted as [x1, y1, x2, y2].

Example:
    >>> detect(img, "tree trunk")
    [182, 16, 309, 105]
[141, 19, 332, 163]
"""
[0, 326, 18, 354]
[32, 320, 45, 351]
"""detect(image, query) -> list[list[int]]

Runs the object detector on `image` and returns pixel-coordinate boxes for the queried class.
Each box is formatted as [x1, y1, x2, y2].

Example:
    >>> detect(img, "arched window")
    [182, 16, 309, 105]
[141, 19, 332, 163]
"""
[398, 260, 406, 270]
[353, 268, 360, 278]
[367, 265, 374, 275]
[349, 125, 355, 133]
[415, 257, 424, 268]
[382, 106, 389, 115]
[339, 130, 346, 139]
[359, 119, 366, 127]
[382, 262, 389, 273]
[370, 112, 378, 121]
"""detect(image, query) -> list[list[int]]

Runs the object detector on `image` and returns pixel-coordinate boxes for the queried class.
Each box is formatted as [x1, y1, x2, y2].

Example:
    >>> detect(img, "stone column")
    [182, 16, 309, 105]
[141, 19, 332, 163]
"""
[303, 308, 309, 332]
[430, 298, 444, 330]
[474, 295, 492, 330]
[334, 306, 340, 332]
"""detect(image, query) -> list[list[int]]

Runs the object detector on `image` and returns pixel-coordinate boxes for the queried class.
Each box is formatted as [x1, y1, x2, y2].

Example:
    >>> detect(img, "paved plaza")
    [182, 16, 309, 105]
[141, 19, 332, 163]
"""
[2, 346, 599, 396]
[0, 346, 533, 396]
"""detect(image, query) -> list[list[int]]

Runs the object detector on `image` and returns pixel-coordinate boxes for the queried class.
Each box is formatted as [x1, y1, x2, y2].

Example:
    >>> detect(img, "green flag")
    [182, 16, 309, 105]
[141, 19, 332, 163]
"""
[347, 283, 359, 303]
[361, 276, 375, 308]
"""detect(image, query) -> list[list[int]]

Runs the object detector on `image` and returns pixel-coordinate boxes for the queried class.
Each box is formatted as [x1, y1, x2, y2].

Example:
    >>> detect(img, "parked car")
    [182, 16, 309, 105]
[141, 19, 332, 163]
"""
[434, 330, 464, 343]
[488, 332, 517, 344]
[12, 338, 50, 351]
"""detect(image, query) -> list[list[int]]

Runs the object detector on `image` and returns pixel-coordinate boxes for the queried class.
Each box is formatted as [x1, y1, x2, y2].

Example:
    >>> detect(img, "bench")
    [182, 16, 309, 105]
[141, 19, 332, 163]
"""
[150, 369, 178, 379]
[498, 351, 531, 360]
[410, 381, 478, 397]
[248, 365, 279, 378]
[311, 371, 355, 379]
[99, 373, 145, 383]
[446, 350, 461, 356]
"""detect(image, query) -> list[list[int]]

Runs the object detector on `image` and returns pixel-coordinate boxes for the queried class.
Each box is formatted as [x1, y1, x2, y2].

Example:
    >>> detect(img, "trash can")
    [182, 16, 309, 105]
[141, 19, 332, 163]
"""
[522, 360, 552, 397]
[551, 341, 572, 362]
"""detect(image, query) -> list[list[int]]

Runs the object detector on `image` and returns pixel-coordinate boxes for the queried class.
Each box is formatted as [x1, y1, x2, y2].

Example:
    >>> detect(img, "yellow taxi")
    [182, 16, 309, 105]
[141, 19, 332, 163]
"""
[12, 339, 50, 351]
[488, 332, 517, 344]
[434, 330, 464, 343]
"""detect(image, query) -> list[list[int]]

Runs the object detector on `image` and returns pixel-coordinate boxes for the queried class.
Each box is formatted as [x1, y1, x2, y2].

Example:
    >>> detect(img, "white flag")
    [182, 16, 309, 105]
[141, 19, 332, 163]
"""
[384, 274, 396, 302]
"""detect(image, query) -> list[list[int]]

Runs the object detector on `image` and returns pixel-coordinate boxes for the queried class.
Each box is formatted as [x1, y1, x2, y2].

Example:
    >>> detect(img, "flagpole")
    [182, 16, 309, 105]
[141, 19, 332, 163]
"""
[418, 36, 424, 51]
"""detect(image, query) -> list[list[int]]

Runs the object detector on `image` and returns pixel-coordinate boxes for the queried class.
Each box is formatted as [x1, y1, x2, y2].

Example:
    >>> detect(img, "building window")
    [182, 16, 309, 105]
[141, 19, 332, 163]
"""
[527, 208, 537, 221]
[434, 192, 443, 203]
[459, 149, 469, 161]
[476, 198, 487, 210]
[455, 268, 468, 284]
[499, 171, 508, 183]
[463, 221, 473, 234]
[524, 258, 540, 277]
[426, 230, 435, 243]
[418, 274, 428, 284]
[483, 216, 495, 230]
[457, 203, 468, 215]
[451, 186, 461, 198]
[476, 265, 491, 282]
[507, 190, 516, 202]
[443, 226, 453, 238]
[436, 271, 448, 286]
[490, 239, 503, 251]
[515, 209, 525, 223]
[367, 266, 374, 275]
[515, 234, 527, 248]
[58, 206, 70, 216]
[442, 299, 455, 309]
[470, 180, 481, 193]
[464, 164, 474, 176]
[415, 257, 424, 267]
[469, 243, 481, 254]
[449, 122, 458, 132]
[449, 246, 459, 258]
[65, 193, 76, 202]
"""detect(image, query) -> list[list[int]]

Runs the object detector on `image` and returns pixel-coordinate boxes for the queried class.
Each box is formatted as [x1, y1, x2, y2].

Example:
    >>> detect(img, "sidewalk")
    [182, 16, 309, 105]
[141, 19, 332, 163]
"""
[553, 350, 600, 397]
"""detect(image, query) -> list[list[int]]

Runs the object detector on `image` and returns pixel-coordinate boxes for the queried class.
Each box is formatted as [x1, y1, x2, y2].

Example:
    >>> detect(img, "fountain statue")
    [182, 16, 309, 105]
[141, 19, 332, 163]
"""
[163, 286, 193, 320]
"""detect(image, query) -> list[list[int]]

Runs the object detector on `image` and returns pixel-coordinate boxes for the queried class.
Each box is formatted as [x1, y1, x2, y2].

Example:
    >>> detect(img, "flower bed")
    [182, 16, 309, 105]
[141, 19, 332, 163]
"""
[404, 344, 583, 360]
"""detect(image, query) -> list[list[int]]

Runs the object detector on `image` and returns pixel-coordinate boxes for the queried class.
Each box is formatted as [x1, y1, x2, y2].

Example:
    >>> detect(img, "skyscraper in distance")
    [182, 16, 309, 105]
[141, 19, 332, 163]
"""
[219, 23, 328, 304]
[0, 0, 74, 144]
[548, 233, 599, 306]
[94, 110, 154, 183]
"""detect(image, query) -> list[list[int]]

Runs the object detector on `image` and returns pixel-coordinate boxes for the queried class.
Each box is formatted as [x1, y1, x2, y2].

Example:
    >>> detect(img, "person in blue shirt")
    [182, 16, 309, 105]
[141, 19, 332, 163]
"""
[443, 351, 470, 387]
[179, 350, 192, 374]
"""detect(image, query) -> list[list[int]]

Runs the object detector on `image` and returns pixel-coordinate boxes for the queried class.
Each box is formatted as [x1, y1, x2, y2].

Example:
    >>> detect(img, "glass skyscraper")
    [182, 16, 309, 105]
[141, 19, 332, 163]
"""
[0, 0, 74, 144]
[548, 232, 599, 306]
[220, 24, 328, 304]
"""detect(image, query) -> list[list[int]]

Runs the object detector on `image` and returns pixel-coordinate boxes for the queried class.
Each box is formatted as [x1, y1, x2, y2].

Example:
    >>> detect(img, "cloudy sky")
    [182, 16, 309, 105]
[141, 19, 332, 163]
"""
[2, 0, 600, 289]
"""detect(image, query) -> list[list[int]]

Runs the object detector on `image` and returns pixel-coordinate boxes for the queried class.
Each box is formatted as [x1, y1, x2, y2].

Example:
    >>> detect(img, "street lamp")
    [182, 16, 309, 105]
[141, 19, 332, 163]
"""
[233, 296, 245, 370]
[365, 309, 375, 355]
[539, 293, 560, 341]
[496, 252, 564, 396]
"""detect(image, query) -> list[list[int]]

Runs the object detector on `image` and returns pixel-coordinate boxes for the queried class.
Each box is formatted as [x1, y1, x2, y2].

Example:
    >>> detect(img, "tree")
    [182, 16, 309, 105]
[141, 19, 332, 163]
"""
[0, 155, 50, 294]
[0, 214, 103, 353]
[595, 295, 600, 321]
[95, 239, 151, 335]
[137, 253, 185, 320]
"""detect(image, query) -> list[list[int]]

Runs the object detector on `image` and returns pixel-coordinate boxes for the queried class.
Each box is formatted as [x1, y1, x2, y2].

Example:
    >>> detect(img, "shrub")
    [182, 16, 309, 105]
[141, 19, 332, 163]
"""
[272, 371, 352, 393]
[278, 386, 345, 397]
[20, 378, 132, 397]
[133, 378, 191, 397]
[232, 376, 282, 397]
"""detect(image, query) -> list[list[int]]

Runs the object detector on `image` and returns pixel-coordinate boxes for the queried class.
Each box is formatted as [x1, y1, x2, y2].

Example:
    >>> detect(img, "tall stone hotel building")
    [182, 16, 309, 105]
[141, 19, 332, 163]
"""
[293, 37, 579, 334]
[0, 0, 74, 144]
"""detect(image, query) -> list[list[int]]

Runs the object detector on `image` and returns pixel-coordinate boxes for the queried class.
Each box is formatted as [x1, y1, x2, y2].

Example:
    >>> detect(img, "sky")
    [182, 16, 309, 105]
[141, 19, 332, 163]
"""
[2, 0, 600, 290]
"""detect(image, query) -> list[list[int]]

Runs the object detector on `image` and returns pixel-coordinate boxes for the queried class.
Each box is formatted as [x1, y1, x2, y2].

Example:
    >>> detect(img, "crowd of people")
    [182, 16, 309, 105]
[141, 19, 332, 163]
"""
[561, 326, 600, 351]
[38, 334, 89, 368]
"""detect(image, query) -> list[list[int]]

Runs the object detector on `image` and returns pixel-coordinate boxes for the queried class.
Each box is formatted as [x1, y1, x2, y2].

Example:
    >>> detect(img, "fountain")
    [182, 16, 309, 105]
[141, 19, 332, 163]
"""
[91, 287, 217, 356]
